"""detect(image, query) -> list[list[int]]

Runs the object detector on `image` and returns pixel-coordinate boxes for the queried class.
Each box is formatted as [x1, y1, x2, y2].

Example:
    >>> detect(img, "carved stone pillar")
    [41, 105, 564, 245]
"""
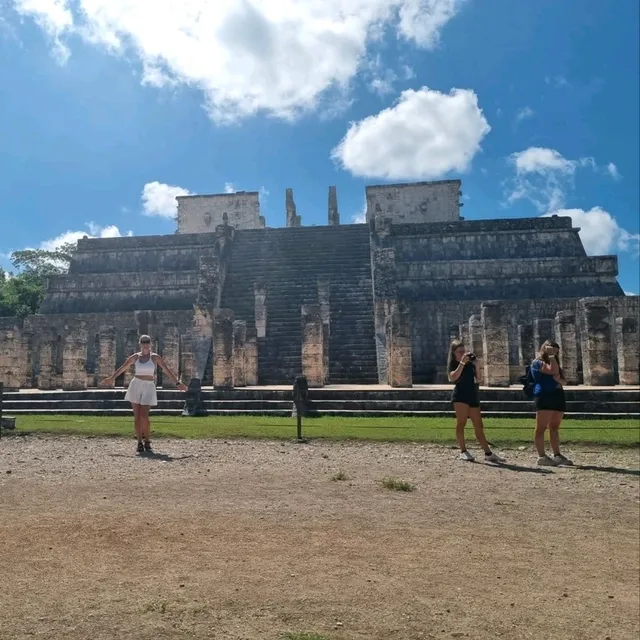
[285, 188, 301, 227]
[38, 329, 57, 390]
[123, 330, 139, 387]
[301, 305, 324, 387]
[213, 309, 234, 389]
[232, 320, 247, 388]
[468, 315, 485, 386]
[318, 279, 331, 384]
[20, 330, 34, 389]
[459, 321, 470, 349]
[98, 326, 117, 387]
[254, 282, 267, 339]
[328, 186, 340, 226]
[580, 301, 614, 386]
[533, 318, 555, 352]
[616, 317, 639, 385]
[245, 327, 259, 386]
[161, 324, 180, 388]
[372, 246, 396, 385]
[0, 324, 23, 389]
[555, 311, 579, 385]
[386, 301, 412, 388]
[62, 325, 88, 390]
[481, 302, 510, 387]
[517, 324, 535, 368]
[180, 334, 197, 385]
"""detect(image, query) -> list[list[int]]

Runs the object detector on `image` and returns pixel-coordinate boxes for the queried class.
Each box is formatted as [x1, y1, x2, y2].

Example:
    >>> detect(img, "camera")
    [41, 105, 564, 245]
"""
[467, 353, 476, 361]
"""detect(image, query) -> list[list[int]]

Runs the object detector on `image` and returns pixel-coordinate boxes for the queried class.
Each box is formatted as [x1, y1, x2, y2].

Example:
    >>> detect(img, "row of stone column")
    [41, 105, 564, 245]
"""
[461, 301, 639, 387]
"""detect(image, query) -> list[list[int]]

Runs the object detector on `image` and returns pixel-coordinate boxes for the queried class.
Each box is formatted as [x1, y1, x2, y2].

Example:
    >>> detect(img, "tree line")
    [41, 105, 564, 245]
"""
[0, 243, 76, 319]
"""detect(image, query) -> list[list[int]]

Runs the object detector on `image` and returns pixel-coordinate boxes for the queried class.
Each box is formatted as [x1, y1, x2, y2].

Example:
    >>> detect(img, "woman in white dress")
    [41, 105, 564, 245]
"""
[102, 335, 187, 453]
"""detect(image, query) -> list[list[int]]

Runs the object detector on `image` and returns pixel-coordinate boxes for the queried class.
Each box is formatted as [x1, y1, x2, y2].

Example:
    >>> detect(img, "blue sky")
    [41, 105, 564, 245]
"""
[1, 0, 638, 293]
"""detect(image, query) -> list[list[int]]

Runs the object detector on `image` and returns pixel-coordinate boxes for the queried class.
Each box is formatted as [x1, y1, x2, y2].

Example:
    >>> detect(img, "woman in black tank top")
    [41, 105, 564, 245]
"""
[447, 339, 504, 464]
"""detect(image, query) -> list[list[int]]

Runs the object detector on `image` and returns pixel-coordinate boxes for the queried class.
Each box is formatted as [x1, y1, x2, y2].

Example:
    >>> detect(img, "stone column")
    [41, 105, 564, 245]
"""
[161, 324, 180, 388]
[232, 320, 247, 387]
[517, 324, 534, 367]
[468, 315, 485, 386]
[122, 330, 139, 387]
[318, 279, 331, 384]
[555, 311, 579, 385]
[285, 188, 301, 227]
[580, 301, 614, 386]
[213, 309, 234, 389]
[254, 282, 267, 338]
[481, 302, 510, 387]
[301, 305, 324, 387]
[386, 302, 412, 388]
[180, 334, 197, 385]
[245, 327, 259, 386]
[328, 186, 340, 226]
[615, 317, 639, 385]
[20, 330, 34, 389]
[38, 329, 57, 390]
[62, 326, 89, 390]
[459, 321, 470, 348]
[98, 326, 117, 388]
[372, 246, 396, 385]
[533, 318, 555, 353]
[0, 324, 22, 389]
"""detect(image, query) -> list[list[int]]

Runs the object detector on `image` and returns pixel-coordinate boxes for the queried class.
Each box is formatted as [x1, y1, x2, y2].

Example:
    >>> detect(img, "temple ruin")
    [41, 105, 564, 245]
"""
[1, 179, 638, 391]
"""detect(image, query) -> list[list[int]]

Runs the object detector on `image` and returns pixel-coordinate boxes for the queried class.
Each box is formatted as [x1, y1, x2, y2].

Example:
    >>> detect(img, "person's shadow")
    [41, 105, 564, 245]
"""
[109, 452, 193, 462]
[573, 464, 639, 477]
[482, 461, 554, 474]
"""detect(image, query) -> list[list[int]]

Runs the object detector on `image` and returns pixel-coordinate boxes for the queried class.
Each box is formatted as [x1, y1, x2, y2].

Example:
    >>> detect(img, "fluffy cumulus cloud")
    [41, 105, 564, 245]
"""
[40, 223, 131, 250]
[543, 208, 640, 257]
[10, 0, 467, 122]
[142, 181, 192, 218]
[332, 86, 490, 180]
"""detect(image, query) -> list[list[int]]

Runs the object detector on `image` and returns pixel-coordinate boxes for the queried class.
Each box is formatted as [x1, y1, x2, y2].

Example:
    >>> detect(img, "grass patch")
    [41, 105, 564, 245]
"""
[381, 476, 416, 492]
[4, 414, 639, 447]
[281, 633, 332, 640]
[330, 470, 349, 481]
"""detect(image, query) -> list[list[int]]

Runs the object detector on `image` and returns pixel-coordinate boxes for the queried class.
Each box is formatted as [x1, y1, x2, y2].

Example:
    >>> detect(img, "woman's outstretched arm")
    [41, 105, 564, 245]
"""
[102, 354, 137, 385]
[153, 355, 187, 391]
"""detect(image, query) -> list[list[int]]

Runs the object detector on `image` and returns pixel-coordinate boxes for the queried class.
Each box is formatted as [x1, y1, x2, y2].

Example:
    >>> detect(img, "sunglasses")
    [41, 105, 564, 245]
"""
[140, 339, 151, 345]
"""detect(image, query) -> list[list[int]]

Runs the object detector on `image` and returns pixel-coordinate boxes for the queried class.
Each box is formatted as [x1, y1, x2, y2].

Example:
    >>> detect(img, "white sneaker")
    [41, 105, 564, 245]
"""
[485, 451, 505, 463]
[553, 454, 574, 466]
[459, 451, 475, 462]
[537, 455, 559, 467]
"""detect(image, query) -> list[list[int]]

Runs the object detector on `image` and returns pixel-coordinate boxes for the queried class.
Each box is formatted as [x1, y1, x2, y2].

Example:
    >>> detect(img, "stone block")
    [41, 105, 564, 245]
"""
[468, 314, 485, 386]
[254, 282, 267, 338]
[517, 324, 534, 367]
[161, 324, 180, 388]
[98, 326, 117, 387]
[555, 311, 579, 385]
[213, 309, 234, 389]
[301, 305, 324, 387]
[37, 329, 57, 390]
[62, 325, 89, 390]
[176, 191, 262, 233]
[123, 330, 139, 387]
[616, 317, 639, 385]
[180, 334, 197, 385]
[481, 302, 510, 387]
[580, 302, 615, 386]
[318, 279, 331, 384]
[533, 318, 555, 353]
[0, 323, 24, 389]
[387, 301, 412, 387]
[232, 320, 247, 387]
[245, 327, 259, 386]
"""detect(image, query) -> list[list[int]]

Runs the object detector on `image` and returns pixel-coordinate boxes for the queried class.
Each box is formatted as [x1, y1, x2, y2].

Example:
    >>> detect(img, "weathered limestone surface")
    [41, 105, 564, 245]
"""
[616, 317, 639, 385]
[254, 283, 267, 339]
[386, 302, 412, 388]
[468, 315, 485, 386]
[459, 322, 470, 349]
[555, 312, 579, 385]
[371, 247, 397, 384]
[533, 318, 555, 353]
[232, 320, 247, 388]
[213, 309, 234, 389]
[517, 324, 534, 367]
[245, 327, 259, 386]
[285, 188, 302, 227]
[122, 330, 139, 387]
[580, 300, 615, 386]
[0, 321, 24, 389]
[481, 302, 510, 387]
[37, 329, 57, 390]
[180, 334, 197, 384]
[301, 305, 324, 387]
[318, 279, 331, 384]
[62, 325, 88, 390]
[98, 326, 117, 387]
[162, 325, 180, 388]
[177, 192, 264, 233]
[328, 186, 340, 226]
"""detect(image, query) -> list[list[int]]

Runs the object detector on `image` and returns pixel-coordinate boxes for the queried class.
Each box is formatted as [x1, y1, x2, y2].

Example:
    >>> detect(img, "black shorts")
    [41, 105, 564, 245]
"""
[534, 390, 566, 413]
[451, 393, 480, 409]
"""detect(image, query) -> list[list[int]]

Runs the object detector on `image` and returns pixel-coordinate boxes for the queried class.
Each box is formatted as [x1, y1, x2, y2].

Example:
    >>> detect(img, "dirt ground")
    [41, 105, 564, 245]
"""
[0, 436, 638, 640]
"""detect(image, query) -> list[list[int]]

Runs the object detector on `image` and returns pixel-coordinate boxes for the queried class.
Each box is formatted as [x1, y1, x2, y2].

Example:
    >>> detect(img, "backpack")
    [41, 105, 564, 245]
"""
[517, 365, 535, 399]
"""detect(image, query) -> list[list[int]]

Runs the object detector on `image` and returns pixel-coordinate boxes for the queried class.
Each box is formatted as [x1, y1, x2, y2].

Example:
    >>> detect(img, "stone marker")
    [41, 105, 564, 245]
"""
[301, 305, 324, 387]
[481, 302, 510, 386]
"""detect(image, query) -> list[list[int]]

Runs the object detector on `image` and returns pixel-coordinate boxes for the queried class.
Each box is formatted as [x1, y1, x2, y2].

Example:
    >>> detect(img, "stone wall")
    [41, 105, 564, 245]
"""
[177, 192, 264, 233]
[366, 180, 461, 225]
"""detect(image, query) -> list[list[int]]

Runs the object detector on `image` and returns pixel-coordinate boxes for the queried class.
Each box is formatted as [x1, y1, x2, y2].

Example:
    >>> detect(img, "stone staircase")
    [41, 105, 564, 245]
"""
[2, 387, 638, 419]
[221, 225, 378, 385]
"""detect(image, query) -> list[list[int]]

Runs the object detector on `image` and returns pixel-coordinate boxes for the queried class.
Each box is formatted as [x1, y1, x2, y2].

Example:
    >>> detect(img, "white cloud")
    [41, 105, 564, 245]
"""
[332, 86, 490, 180]
[543, 207, 640, 257]
[624, 291, 637, 296]
[607, 162, 621, 181]
[351, 199, 368, 224]
[10, 0, 467, 122]
[506, 147, 606, 212]
[515, 106, 534, 123]
[545, 75, 569, 88]
[224, 182, 236, 194]
[142, 181, 192, 218]
[40, 223, 131, 250]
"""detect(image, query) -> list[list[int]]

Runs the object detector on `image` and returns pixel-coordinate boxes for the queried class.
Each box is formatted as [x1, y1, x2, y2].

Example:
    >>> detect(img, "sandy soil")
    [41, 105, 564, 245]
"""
[0, 435, 638, 640]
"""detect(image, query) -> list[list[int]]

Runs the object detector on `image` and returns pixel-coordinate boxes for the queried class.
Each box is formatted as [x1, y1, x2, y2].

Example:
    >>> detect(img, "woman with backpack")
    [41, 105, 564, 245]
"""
[447, 339, 504, 463]
[531, 340, 573, 467]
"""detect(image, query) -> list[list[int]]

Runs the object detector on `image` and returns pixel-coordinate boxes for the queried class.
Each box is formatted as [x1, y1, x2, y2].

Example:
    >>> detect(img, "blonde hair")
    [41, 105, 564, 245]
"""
[537, 339, 561, 367]
[447, 339, 465, 369]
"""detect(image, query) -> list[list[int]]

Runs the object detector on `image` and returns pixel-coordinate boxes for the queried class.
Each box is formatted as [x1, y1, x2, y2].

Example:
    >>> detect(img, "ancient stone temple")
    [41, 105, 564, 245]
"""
[1, 180, 638, 391]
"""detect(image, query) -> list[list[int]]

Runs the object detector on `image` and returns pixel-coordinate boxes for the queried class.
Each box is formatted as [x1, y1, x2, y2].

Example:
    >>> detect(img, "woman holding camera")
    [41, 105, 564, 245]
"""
[531, 340, 573, 466]
[448, 339, 504, 463]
